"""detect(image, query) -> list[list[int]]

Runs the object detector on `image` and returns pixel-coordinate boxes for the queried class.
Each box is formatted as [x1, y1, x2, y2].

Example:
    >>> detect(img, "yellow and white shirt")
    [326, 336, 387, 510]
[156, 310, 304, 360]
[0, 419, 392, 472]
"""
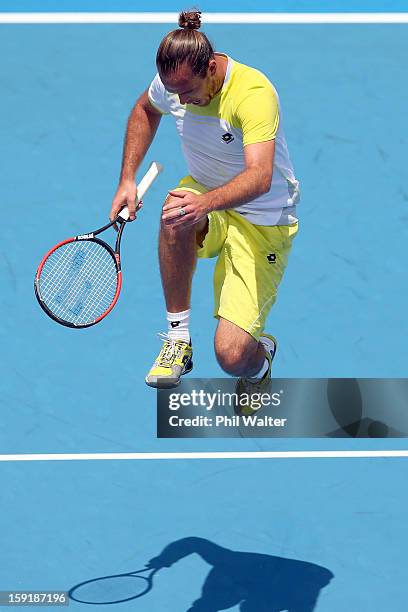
[148, 55, 300, 226]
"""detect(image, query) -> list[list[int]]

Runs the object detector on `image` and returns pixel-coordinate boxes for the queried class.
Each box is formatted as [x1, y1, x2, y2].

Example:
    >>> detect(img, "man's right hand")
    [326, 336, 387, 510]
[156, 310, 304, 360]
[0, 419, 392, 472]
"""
[110, 180, 139, 222]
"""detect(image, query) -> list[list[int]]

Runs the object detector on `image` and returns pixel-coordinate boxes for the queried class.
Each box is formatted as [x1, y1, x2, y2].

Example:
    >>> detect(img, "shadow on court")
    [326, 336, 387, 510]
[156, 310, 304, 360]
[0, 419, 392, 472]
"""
[69, 536, 333, 610]
[149, 537, 333, 612]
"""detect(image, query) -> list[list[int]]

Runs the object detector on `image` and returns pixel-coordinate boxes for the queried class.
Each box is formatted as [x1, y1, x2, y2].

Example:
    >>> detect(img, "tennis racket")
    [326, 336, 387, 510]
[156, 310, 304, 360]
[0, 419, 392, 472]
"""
[34, 161, 163, 328]
[68, 566, 158, 605]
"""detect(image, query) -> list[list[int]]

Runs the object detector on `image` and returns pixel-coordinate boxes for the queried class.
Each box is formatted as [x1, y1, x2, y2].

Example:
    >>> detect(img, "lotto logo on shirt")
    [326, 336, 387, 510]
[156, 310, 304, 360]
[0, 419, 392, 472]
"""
[221, 132, 234, 144]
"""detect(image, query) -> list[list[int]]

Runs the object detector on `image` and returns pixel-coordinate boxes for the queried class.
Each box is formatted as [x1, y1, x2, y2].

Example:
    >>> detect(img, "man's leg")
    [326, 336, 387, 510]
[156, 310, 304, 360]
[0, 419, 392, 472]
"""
[215, 318, 277, 415]
[214, 318, 266, 377]
[210, 213, 286, 411]
[159, 199, 207, 312]
[145, 192, 208, 388]
[210, 212, 298, 410]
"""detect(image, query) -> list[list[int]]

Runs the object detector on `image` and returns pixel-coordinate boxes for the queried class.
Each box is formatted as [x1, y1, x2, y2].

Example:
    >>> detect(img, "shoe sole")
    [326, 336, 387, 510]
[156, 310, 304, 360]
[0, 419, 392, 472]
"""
[145, 360, 193, 389]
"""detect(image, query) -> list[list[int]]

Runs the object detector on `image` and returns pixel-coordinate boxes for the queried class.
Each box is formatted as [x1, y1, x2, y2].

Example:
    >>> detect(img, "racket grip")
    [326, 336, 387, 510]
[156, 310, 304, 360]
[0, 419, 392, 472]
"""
[118, 161, 163, 221]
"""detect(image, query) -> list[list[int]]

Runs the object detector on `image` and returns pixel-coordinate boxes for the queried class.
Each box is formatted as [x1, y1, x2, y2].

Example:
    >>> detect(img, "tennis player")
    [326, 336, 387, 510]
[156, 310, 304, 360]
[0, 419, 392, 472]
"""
[110, 10, 300, 406]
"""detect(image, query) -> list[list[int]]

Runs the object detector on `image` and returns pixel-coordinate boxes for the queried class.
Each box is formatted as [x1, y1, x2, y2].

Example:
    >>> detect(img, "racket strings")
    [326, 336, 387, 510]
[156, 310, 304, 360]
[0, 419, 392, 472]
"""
[39, 240, 118, 325]
[44, 244, 112, 306]
[44, 242, 117, 317]
[43, 244, 113, 309]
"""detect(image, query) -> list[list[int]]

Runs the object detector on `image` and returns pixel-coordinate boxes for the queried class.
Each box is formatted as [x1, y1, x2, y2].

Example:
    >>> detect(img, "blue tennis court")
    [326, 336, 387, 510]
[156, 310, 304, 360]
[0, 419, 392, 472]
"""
[1, 1, 407, 610]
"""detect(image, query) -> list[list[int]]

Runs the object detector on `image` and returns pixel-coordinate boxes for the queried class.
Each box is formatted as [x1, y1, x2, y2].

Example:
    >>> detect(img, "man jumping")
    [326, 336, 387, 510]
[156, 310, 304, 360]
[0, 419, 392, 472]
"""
[110, 10, 300, 405]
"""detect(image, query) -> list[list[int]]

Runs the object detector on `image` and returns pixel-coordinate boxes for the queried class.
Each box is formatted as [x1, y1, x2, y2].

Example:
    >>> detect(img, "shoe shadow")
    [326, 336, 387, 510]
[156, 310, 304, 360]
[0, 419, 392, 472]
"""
[149, 537, 334, 612]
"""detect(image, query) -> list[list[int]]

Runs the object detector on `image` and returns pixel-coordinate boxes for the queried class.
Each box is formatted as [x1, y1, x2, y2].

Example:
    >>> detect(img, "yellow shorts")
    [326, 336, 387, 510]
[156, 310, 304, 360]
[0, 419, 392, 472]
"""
[173, 175, 298, 341]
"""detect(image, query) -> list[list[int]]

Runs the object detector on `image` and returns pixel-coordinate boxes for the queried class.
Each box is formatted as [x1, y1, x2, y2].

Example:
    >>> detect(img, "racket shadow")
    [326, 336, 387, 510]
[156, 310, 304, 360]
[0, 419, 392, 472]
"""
[68, 567, 159, 605]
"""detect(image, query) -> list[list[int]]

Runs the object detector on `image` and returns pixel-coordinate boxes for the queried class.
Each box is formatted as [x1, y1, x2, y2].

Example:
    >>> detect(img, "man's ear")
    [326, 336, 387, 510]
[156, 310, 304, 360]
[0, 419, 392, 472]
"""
[208, 58, 217, 76]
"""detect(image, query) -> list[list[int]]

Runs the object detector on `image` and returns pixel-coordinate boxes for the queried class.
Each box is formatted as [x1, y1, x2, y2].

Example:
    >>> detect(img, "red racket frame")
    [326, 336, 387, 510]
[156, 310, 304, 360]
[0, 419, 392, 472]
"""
[34, 220, 125, 328]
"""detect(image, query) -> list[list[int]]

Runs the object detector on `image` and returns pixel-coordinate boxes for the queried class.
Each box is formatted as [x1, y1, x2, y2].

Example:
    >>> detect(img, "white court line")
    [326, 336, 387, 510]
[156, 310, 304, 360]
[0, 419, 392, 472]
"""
[0, 13, 408, 24]
[0, 451, 407, 462]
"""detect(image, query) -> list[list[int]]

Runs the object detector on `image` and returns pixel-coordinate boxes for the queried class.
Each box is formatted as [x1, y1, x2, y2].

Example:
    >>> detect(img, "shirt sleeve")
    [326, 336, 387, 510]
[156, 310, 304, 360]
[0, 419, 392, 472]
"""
[235, 80, 280, 146]
[148, 73, 171, 115]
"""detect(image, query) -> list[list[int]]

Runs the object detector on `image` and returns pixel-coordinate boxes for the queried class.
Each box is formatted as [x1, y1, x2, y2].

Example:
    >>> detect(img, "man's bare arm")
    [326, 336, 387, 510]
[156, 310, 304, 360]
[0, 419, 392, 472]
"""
[110, 90, 162, 221]
[120, 90, 162, 181]
[162, 140, 275, 227]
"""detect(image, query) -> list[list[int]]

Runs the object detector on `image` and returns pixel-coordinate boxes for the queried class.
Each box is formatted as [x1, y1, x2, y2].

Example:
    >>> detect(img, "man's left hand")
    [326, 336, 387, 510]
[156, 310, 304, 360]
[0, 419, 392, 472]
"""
[162, 190, 210, 228]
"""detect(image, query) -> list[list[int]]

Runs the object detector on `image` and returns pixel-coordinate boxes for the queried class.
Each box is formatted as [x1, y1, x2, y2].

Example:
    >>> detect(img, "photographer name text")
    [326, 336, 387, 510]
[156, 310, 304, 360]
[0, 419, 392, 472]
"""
[168, 415, 287, 428]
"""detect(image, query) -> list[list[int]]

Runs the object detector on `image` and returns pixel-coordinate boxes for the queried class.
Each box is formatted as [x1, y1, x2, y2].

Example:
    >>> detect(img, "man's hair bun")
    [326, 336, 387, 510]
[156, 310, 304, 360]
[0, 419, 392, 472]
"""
[157, 9, 213, 77]
[178, 10, 202, 30]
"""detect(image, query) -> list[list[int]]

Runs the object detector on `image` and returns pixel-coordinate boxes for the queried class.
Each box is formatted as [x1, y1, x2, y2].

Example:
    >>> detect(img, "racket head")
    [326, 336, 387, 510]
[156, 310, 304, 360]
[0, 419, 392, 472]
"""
[34, 236, 121, 328]
[68, 569, 155, 604]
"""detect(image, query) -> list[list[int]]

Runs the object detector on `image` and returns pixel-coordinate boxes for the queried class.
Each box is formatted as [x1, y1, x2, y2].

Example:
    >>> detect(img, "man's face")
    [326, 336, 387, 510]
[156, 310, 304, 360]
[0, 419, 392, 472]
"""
[160, 61, 216, 107]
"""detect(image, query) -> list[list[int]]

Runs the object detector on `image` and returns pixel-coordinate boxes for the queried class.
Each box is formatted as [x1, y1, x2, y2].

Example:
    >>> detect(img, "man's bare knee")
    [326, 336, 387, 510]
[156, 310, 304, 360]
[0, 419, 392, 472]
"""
[160, 217, 195, 241]
[215, 339, 259, 376]
[215, 345, 249, 376]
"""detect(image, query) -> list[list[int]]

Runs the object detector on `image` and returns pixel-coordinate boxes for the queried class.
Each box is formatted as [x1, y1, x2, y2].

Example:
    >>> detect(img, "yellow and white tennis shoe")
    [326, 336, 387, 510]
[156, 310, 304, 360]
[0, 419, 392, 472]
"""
[145, 333, 193, 388]
[235, 333, 277, 416]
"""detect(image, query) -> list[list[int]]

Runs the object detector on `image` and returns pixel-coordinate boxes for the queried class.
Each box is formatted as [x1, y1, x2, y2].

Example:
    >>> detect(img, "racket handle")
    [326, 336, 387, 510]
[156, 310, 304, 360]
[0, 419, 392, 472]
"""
[118, 161, 163, 221]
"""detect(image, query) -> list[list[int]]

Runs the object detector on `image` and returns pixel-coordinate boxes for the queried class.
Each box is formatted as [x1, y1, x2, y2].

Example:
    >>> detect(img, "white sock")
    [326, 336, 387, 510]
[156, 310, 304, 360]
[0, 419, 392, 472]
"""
[248, 358, 269, 381]
[167, 309, 190, 342]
